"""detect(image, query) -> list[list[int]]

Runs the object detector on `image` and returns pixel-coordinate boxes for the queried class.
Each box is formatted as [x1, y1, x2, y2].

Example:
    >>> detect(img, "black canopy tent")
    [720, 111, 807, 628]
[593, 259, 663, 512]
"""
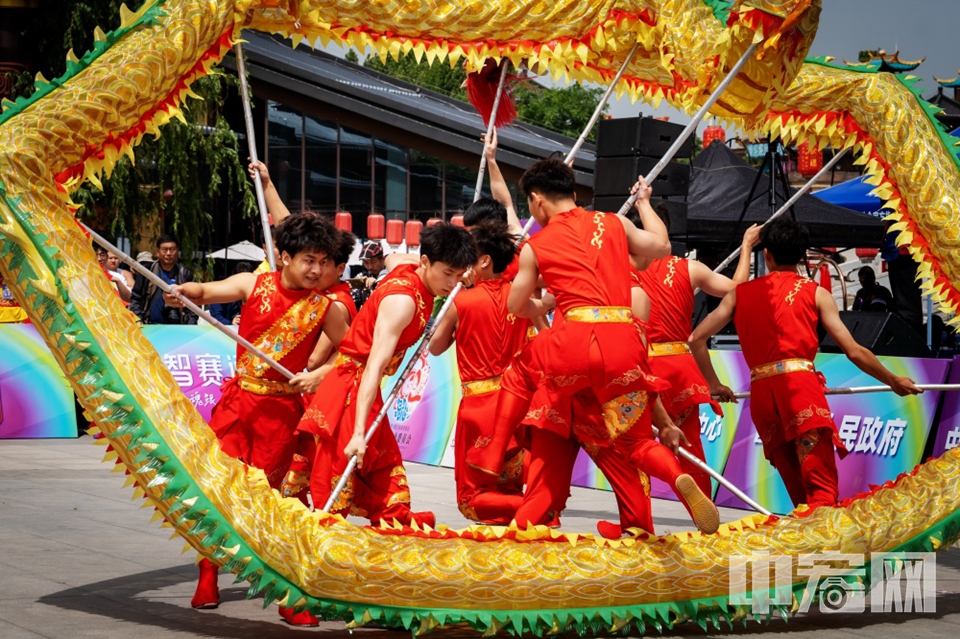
[684, 141, 886, 248]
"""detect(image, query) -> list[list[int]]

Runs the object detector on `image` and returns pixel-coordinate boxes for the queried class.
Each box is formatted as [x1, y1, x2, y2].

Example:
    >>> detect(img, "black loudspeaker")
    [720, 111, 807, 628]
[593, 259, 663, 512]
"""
[819, 311, 931, 358]
[596, 117, 695, 158]
[594, 156, 690, 197]
[592, 196, 688, 237]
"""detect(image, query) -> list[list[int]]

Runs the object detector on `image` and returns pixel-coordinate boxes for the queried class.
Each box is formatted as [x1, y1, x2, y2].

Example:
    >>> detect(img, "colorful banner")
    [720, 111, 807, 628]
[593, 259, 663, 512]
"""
[383, 340, 461, 466]
[927, 356, 960, 458]
[141, 326, 237, 423]
[714, 352, 950, 515]
[0, 325, 76, 438]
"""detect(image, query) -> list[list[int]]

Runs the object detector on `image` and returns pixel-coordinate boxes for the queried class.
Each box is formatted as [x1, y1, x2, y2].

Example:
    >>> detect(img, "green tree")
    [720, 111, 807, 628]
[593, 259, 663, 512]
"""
[8, 1, 255, 270]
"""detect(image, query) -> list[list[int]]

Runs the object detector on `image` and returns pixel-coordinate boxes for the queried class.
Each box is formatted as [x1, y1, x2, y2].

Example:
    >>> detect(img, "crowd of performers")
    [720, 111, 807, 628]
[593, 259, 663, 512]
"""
[162, 133, 921, 626]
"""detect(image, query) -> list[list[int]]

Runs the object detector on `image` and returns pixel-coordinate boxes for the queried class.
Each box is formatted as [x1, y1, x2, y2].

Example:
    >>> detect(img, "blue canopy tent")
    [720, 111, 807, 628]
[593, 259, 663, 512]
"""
[814, 176, 884, 215]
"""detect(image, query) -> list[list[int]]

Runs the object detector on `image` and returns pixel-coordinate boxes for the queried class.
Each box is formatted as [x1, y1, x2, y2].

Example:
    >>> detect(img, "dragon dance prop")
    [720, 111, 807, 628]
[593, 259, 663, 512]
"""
[3, 0, 960, 635]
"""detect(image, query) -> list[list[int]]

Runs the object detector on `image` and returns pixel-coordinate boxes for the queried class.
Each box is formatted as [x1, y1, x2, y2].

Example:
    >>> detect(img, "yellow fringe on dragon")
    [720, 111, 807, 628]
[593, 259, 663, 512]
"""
[1, 0, 960, 634]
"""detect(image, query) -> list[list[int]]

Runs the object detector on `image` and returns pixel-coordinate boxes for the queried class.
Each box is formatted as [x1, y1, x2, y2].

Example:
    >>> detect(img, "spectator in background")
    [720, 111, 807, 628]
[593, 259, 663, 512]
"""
[107, 252, 135, 291]
[136, 251, 154, 268]
[351, 241, 388, 311]
[359, 241, 387, 288]
[209, 261, 253, 326]
[852, 266, 893, 313]
[129, 234, 198, 324]
[103, 252, 133, 303]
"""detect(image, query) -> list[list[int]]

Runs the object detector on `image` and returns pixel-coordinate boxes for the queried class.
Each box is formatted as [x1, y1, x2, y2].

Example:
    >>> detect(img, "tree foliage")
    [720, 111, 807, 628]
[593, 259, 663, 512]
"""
[8, 0, 255, 269]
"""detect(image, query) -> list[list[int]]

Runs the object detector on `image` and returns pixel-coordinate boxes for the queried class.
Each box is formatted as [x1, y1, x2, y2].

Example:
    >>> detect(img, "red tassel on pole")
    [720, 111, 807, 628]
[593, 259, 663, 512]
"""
[465, 58, 518, 128]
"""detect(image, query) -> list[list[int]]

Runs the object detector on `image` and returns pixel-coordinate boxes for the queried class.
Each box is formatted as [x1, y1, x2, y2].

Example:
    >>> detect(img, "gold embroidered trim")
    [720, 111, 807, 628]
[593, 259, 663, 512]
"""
[750, 358, 815, 382]
[648, 341, 690, 357]
[565, 306, 633, 323]
[663, 256, 681, 288]
[461, 376, 502, 397]
[237, 284, 330, 378]
[238, 374, 297, 396]
[591, 212, 605, 249]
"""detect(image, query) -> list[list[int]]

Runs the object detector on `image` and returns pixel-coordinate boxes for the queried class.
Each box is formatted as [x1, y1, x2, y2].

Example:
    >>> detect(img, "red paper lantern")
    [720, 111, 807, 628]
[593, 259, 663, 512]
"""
[426, 218, 444, 227]
[855, 248, 879, 261]
[450, 215, 465, 228]
[386, 218, 404, 245]
[405, 220, 423, 248]
[366, 213, 385, 240]
[702, 125, 726, 148]
[334, 211, 352, 232]
[798, 141, 823, 176]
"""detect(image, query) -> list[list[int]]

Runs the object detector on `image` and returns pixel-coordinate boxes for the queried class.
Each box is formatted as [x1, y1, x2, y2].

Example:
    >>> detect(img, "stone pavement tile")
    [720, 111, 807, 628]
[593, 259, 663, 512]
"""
[0, 620, 49, 639]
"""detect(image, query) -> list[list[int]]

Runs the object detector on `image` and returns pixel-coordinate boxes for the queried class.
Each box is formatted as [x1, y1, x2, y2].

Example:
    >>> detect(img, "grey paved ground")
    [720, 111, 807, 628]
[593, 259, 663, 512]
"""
[2, 438, 959, 638]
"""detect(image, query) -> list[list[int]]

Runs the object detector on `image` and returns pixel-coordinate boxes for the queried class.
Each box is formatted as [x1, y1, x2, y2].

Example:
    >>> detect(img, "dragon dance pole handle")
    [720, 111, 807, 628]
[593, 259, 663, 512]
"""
[725, 383, 960, 400]
[651, 424, 772, 516]
[712, 147, 849, 275]
[322, 283, 464, 513]
[565, 40, 641, 168]
[617, 41, 761, 217]
[235, 41, 277, 272]
[83, 223, 296, 380]
[473, 60, 510, 203]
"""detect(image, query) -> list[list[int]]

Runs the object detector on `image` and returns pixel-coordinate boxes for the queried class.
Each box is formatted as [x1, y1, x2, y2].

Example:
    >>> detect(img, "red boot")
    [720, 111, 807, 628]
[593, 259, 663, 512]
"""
[191, 558, 220, 609]
[596, 520, 622, 539]
[410, 510, 436, 529]
[279, 606, 320, 627]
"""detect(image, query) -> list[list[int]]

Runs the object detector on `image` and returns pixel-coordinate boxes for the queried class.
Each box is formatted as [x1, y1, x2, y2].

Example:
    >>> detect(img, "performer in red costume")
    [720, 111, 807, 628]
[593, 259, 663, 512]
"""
[633, 206, 761, 497]
[473, 161, 720, 534]
[297, 223, 477, 529]
[166, 214, 348, 618]
[690, 217, 921, 511]
[429, 220, 543, 524]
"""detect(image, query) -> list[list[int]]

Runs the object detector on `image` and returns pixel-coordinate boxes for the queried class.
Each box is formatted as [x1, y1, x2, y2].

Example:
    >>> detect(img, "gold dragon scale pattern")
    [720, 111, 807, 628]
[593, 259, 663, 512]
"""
[1, 0, 960, 634]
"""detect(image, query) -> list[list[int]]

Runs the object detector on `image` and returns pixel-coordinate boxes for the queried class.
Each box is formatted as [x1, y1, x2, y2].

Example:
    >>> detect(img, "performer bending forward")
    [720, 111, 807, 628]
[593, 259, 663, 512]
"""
[430, 220, 543, 524]
[689, 217, 921, 511]
[296, 223, 477, 528]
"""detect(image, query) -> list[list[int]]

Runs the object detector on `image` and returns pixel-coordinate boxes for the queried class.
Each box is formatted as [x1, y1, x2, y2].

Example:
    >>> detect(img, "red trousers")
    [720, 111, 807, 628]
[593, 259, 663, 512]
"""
[208, 377, 303, 489]
[513, 394, 680, 530]
[769, 427, 840, 510]
[298, 364, 425, 525]
[455, 391, 524, 524]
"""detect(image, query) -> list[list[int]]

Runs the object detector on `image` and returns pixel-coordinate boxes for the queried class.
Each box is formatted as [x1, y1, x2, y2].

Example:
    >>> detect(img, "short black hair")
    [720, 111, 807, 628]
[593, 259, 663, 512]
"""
[858, 266, 876, 282]
[623, 203, 670, 233]
[463, 197, 508, 227]
[334, 229, 357, 266]
[470, 220, 518, 274]
[274, 213, 337, 259]
[156, 234, 179, 248]
[420, 223, 477, 270]
[760, 217, 809, 266]
[519, 158, 576, 201]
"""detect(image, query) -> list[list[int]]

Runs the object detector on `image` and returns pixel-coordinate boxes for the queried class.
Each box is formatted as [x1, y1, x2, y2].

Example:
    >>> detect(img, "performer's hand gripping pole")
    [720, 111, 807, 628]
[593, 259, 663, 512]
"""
[711, 147, 849, 275]
[727, 383, 956, 400]
[473, 60, 510, 203]
[83, 224, 295, 380]
[651, 424, 772, 516]
[323, 284, 464, 513]
[615, 41, 761, 217]
[519, 40, 641, 237]
[235, 41, 278, 272]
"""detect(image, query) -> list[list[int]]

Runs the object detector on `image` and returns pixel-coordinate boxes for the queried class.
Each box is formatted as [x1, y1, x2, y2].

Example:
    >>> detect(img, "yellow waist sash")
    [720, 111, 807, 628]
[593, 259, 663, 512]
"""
[239, 374, 297, 396]
[648, 341, 690, 357]
[564, 306, 632, 323]
[750, 358, 815, 382]
[335, 351, 405, 377]
[461, 376, 502, 398]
